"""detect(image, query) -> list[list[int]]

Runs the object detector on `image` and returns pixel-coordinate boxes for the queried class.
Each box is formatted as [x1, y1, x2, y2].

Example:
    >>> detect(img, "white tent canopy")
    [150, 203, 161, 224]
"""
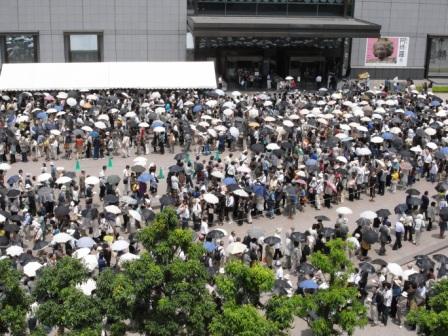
[0, 62, 217, 91]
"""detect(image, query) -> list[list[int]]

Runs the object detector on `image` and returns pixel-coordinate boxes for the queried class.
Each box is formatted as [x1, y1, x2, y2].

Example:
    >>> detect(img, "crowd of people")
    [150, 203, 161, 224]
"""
[1, 79, 448, 332]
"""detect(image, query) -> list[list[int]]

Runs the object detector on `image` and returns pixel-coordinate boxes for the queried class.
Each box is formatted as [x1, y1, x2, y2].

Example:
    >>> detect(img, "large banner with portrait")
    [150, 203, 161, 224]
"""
[365, 37, 409, 67]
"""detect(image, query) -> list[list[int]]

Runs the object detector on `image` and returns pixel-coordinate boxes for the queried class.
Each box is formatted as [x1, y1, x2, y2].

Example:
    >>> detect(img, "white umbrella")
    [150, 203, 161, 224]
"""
[94, 121, 107, 129]
[289, 114, 300, 120]
[387, 263, 403, 276]
[85, 176, 100, 185]
[55, 176, 72, 184]
[237, 165, 251, 173]
[249, 108, 259, 118]
[336, 207, 353, 215]
[207, 129, 217, 137]
[283, 120, 294, 128]
[128, 209, 142, 222]
[425, 128, 436, 136]
[231, 91, 241, 97]
[266, 143, 280, 151]
[73, 247, 91, 259]
[357, 125, 368, 132]
[205, 100, 218, 108]
[23, 262, 43, 277]
[214, 89, 225, 96]
[233, 189, 249, 198]
[125, 111, 137, 118]
[0, 163, 11, 171]
[37, 173, 52, 183]
[264, 116, 276, 122]
[427, 142, 438, 150]
[403, 269, 418, 281]
[6, 245, 23, 257]
[17, 115, 29, 123]
[76, 278, 97, 296]
[370, 136, 384, 144]
[215, 125, 227, 132]
[317, 118, 328, 125]
[335, 133, 348, 140]
[155, 106, 166, 114]
[138, 122, 150, 128]
[229, 127, 239, 138]
[336, 156, 348, 164]
[52, 232, 74, 244]
[211, 171, 224, 179]
[66, 97, 77, 107]
[356, 147, 372, 156]
[57, 92, 68, 99]
[204, 193, 219, 204]
[374, 107, 386, 114]
[339, 124, 351, 131]
[410, 145, 422, 153]
[105, 205, 121, 215]
[133, 156, 147, 165]
[360, 210, 377, 220]
[263, 101, 273, 107]
[81, 126, 93, 132]
[119, 252, 140, 266]
[86, 94, 98, 101]
[153, 126, 165, 133]
[112, 239, 130, 252]
[81, 255, 98, 272]
[226, 242, 247, 255]
[223, 109, 234, 117]
[50, 129, 61, 136]
[97, 114, 109, 121]
[285, 76, 293, 80]
[151, 91, 161, 99]
[390, 127, 402, 134]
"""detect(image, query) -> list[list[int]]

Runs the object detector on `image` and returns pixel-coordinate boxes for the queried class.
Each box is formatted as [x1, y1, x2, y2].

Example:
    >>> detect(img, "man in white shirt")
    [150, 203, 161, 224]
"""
[381, 283, 393, 326]
[393, 217, 405, 250]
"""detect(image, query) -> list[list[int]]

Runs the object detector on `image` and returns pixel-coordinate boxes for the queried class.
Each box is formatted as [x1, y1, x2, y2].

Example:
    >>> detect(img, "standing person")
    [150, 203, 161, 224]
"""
[315, 74, 322, 90]
[368, 170, 376, 201]
[381, 282, 393, 326]
[404, 214, 414, 242]
[122, 165, 131, 195]
[427, 201, 437, 231]
[99, 166, 107, 201]
[413, 214, 425, 245]
[439, 215, 447, 239]
[393, 217, 405, 250]
[273, 228, 282, 260]
[420, 191, 429, 218]
[290, 240, 302, 274]
[79, 170, 86, 198]
[395, 291, 408, 328]
[378, 222, 390, 256]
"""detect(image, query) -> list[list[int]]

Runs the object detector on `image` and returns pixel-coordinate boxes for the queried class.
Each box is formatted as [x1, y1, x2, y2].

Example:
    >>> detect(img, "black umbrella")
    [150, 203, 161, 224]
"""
[290, 231, 307, 243]
[315, 215, 330, 222]
[297, 262, 317, 275]
[408, 197, 422, 207]
[107, 175, 121, 185]
[168, 165, 183, 174]
[415, 256, 435, 270]
[7, 216, 22, 227]
[131, 165, 146, 174]
[226, 184, 240, 192]
[159, 194, 175, 206]
[371, 258, 387, 267]
[0, 236, 9, 246]
[438, 264, 448, 278]
[281, 142, 293, 150]
[247, 227, 265, 239]
[174, 153, 187, 161]
[33, 240, 49, 251]
[394, 203, 408, 214]
[359, 262, 376, 273]
[408, 273, 426, 286]
[81, 208, 98, 219]
[7, 189, 20, 198]
[432, 254, 448, 264]
[362, 229, 378, 244]
[273, 279, 292, 295]
[4, 223, 19, 232]
[356, 217, 371, 226]
[376, 209, 391, 218]
[37, 187, 52, 197]
[19, 254, 38, 266]
[104, 194, 119, 205]
[0, 210, 10, 219]
[406, 188, 420, 196]
[54, 206, 70, 218]
[319, 227, 335, 238]
[251, 143, 264, 153]
[264, 236, 281, 246]
[207, 229, 227, 239]
[440, 207, 448, 220]
[436, 182, 448, 193]
[141, 208, 155, 222]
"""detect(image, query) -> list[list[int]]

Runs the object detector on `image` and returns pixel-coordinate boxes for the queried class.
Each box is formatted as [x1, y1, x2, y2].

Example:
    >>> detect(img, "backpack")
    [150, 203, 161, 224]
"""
[375, 292, 384, 305]
[214, 247, 222, 262]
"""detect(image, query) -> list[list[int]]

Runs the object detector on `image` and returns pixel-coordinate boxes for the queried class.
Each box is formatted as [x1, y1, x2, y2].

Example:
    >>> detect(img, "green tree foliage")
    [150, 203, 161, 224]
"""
[0, 260, 31, 336]
[407, 279, 448, 335]
[33, 257, 102, 334]
[295, 239, 368, 335]
[99, 207, 216, 336]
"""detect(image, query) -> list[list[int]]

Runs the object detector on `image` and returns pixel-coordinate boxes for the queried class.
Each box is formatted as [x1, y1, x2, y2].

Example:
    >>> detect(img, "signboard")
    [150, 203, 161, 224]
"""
[365, 37, 409, 67]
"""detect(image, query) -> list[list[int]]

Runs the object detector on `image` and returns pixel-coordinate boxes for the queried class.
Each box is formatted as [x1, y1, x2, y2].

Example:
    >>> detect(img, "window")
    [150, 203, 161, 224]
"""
[0, 34, 38, 63]
[427, 37, 448, 77]
[65, 33, 102, 62]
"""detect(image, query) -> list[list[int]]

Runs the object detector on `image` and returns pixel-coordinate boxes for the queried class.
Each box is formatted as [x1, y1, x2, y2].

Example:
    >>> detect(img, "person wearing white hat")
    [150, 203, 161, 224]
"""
[396, 290, 408, 328]
[413, 214, 425, 245]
